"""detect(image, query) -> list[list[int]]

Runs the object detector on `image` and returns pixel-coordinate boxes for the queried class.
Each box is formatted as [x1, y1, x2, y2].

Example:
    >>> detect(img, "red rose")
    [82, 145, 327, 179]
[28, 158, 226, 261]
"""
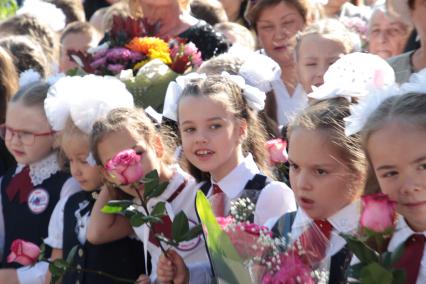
[265, 139, 288, 164]
[360, 193, 396, 233]
[105, 149, 143, 185]
[7, 239, 40, 266]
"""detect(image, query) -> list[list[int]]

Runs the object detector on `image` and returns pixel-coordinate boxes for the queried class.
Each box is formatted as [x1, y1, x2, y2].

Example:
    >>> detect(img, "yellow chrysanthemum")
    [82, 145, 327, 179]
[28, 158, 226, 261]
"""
[148, 50, 172, 65]
[126, 37, 170, 56]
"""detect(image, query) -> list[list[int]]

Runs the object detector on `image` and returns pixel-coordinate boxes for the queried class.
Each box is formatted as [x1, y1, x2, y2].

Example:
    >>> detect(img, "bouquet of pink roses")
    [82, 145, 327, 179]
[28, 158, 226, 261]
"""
[69, 15, 202, 111]
[196, 193, 329, 284]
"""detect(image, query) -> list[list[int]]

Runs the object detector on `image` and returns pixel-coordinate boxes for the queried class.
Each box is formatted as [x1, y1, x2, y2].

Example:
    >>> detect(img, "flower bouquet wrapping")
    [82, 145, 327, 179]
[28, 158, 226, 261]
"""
[340, 193, 405, 284]
[196, 192, 329, 283]
[69, 16, 202, 112]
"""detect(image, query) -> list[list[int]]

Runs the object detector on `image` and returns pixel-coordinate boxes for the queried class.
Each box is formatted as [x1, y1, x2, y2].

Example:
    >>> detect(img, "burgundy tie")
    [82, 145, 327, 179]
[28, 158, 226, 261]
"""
[393, 234, 425, 284]
[6, 166, 33, 203]
[211, 184, 226, 217]
[293, 219, 333, 267]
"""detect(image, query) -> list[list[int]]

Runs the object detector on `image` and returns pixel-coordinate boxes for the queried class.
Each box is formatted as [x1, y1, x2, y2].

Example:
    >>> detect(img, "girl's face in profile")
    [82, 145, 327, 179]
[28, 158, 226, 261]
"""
[178, 94, 246, 181]
[367, 120, 426, 232]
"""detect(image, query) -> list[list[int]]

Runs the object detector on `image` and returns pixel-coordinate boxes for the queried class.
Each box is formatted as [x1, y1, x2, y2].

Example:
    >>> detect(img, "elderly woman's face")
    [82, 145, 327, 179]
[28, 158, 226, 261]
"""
[256, 2, 305, 66]
[368, 10, 408, 59]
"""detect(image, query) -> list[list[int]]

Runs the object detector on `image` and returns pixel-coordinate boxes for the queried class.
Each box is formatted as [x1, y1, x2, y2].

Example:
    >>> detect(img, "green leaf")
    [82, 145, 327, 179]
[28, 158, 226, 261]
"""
[390, 242, 405, 265]
[349, 262, 364, 279]
[130, 213, 163, 227]
[151, 202, 166, 217]
[340, 233, 379, 263]
[66, 245, 78, 265]
[38, 243, 46, 261]
[172, 211, 190, 242]
[149, 182, 168, 199]
[0, 0, 17, 20]
[360, 262, 393, 284]
[101, 200, 133, 214]
[392, 269, 406, 284]
[142, 170, 160, 184]
[181, 225, 203, 242]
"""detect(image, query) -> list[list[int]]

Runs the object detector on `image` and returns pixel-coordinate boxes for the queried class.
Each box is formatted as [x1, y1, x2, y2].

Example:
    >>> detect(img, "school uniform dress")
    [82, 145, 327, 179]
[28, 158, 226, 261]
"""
[132, 165, 210, 283]
[273, 201, 360, 284]
[387, 216, 426, 284]
[204, 153, 296, 225]
[0, 153, 80, 283]
[44, 190, 147, 284]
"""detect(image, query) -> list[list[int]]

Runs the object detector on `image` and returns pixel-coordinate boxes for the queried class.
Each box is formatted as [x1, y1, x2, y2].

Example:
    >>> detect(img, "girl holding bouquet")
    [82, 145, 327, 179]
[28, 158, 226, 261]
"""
[346, 68, 426, 284]
[156, 73, 296, 283]
[87, 107, 210, 283]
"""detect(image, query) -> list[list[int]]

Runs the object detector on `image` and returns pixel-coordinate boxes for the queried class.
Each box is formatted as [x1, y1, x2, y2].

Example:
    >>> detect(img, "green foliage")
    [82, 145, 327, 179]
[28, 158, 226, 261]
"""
[0, 0, 17, 20]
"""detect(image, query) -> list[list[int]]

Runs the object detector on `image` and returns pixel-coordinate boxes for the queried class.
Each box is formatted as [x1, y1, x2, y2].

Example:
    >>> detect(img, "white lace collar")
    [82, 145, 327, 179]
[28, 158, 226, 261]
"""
[17, 152, 61, 186]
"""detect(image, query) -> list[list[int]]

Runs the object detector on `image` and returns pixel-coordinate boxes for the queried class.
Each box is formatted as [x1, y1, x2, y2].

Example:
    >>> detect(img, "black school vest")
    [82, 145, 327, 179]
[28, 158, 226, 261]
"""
[272, 212, 352, 284]
[0, 167, 69, 268]
[199, 174, 270, 222]
[62, 191, 148, 284]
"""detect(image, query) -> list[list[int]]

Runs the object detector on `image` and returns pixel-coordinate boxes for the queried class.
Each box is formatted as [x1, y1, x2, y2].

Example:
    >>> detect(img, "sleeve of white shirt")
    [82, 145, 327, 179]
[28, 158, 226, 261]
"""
[17, 261, 49, 284]
[188, 261, 213, 284]
[254, 181, 297, 225]
[60, 177, 81, 199]
[44, 195, 70, 249]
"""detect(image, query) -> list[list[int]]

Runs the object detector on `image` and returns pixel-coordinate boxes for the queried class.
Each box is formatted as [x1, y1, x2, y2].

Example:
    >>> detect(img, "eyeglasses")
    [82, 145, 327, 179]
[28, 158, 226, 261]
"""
[0, 125, 55, 146]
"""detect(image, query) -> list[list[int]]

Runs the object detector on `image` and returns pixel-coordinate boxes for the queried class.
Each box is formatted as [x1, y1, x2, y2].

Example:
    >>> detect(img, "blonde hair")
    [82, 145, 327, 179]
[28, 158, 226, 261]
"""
[0, 47, 18, 123]
[91, 107, 173, 166]
[295, 18, 356, 60]
[288, 98, 367, 190]
[177, 75, 272, 181]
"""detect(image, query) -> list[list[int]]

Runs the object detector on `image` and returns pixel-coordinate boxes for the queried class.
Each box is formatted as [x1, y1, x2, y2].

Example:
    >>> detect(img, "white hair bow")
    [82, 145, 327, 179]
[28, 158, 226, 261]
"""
[344, 68, 426, 136]
[17, 0, 66, 32]
[162, 73, 207, 122]
[221, 72, 266, 111]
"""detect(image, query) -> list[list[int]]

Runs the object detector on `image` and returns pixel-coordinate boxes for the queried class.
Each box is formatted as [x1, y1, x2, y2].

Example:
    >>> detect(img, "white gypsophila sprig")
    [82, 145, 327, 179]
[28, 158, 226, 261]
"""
[229, 197, 255, 222]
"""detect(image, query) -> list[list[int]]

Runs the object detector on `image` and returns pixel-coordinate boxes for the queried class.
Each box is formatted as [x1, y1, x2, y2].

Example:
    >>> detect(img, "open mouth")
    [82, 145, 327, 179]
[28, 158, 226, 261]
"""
[195, 149, 215, 157]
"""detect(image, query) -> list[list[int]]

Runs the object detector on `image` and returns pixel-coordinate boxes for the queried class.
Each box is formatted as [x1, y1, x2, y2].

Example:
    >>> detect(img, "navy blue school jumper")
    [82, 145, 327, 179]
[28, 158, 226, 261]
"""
[272, 212, 353, 284]
[62, 191, 148, 284]
[0, 166, 69, 268]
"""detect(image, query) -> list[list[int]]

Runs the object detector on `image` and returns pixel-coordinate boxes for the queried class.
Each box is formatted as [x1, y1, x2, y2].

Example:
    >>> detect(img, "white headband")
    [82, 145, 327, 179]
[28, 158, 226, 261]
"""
[162, 72, 266, 122]
[308, 52, 396, 101]
[344, 68, 426, 136]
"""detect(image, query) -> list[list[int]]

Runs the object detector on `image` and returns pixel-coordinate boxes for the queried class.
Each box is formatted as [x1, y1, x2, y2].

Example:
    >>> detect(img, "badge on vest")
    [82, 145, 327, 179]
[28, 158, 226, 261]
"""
[27, 188, 49, 214]
[177, 219, 202, 252]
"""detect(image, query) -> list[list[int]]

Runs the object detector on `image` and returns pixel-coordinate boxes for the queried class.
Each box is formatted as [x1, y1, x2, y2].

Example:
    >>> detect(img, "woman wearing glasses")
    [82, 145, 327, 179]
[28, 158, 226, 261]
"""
[0, 80, 79, 284]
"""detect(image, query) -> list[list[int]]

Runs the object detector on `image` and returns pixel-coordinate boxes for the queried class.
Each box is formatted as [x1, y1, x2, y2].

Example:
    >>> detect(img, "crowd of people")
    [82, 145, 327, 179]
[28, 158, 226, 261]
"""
[0, 0, 425, 283]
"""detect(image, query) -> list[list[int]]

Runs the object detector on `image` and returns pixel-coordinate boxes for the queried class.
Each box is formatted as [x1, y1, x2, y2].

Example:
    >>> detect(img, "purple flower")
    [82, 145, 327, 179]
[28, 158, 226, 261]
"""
[90, 57, 107, 69]
[106, 48, 133, 61]
[107, 64, 125, 74]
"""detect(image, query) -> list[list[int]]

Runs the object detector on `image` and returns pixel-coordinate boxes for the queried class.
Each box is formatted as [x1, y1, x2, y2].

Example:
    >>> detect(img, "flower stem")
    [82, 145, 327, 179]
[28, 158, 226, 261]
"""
[132, 185, 169, 258]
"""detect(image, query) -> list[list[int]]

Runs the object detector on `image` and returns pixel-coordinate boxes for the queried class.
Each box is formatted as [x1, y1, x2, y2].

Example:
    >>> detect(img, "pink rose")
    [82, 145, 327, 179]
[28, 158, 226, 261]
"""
[105, 149, 143, 185]
[262, 253, 315, 284]
[7, 239, 40, 266]
[217, 216, 234, 230]
[360, 193, 396, 233]
[266, 139, 288, 164]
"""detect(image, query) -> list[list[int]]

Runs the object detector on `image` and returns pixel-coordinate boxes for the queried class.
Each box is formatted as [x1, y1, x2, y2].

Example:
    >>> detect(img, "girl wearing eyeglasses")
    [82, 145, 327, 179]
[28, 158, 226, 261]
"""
[0, 80, 79, 284]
